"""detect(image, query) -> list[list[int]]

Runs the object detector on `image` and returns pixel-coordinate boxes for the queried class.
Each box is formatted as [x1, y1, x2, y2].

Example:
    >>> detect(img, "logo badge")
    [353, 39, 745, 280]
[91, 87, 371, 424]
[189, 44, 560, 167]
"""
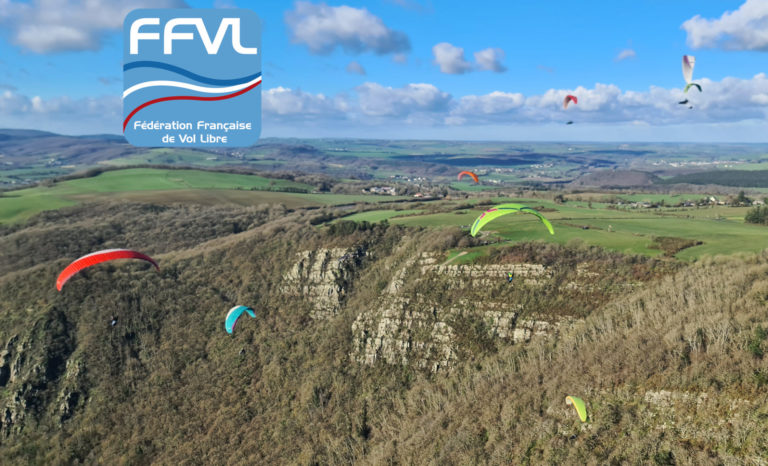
[123, 9, 261, 147]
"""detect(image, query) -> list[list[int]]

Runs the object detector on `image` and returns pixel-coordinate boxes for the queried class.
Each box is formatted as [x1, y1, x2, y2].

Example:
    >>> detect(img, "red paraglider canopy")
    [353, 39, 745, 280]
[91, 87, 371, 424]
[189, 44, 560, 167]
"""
[457, 171, 479, 183]
[563, 95, 578, 109]
[56, 249, 159, 291]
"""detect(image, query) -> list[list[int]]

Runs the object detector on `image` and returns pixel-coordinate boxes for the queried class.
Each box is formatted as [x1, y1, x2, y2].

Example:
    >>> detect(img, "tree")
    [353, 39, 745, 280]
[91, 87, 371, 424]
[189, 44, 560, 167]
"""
[745, 206, 768, 226]
[735, 191, 751, 206]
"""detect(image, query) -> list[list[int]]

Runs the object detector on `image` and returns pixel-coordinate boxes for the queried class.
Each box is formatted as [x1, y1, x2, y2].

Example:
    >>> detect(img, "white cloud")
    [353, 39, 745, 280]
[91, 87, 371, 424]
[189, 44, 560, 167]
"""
[4, 75, 768, 139]
[432, 42, 472, 74]
[453, 91, 523, 116]
[261, 74, 768, 128]
[616, 49, 637, 61]
[0, 0, 186, 53]
[346, 61, 366, 75]
[262, 87, 346, 116]
[285, 1, 410, 55]
[449, 75, 768, 126]
[355, 82, 451, 117]
[393, 53, 408, 64]
[474, 48, 507, 72]
[752, 93, 768, 105]
[0, 90, 119, 117]
[0, 89, 121, 133]
[682, 0, 768, 51]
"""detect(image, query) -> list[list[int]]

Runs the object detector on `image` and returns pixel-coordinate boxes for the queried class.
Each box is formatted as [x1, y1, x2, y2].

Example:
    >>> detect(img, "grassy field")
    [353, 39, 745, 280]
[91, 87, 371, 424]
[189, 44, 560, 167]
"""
[0, 168, 402, 224]
[381, 198, 768, 260]
[449, 182, 505, 192]
[102, 148, 228, 167]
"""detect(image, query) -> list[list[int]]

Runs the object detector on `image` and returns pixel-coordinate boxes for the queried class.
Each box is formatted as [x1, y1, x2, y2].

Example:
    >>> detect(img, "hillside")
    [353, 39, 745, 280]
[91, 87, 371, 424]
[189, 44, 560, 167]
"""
[569, 170, 660, 188]
[660, 169, 768, 188]
[0, 198, 767, 463]
[0, 129, 135, 167]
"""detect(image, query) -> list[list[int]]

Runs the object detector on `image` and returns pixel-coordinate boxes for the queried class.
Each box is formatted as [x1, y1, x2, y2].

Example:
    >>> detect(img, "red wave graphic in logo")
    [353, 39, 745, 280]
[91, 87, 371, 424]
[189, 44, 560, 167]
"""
[123, 78, 262, 132]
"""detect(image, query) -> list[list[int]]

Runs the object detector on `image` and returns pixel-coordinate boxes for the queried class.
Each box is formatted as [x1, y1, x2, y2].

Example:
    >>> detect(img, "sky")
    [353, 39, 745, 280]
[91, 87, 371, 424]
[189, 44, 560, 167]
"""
[0, 0, 766, 142]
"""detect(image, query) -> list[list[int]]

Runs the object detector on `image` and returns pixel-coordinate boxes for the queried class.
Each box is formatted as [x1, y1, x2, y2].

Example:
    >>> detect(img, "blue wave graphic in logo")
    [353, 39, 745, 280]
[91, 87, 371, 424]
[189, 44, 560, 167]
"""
[124, 61, 261, 86]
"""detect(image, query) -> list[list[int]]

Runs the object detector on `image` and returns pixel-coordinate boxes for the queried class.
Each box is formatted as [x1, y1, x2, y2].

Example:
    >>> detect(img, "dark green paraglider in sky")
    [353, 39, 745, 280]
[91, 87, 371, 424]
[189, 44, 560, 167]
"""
[684, 83, 702, 93]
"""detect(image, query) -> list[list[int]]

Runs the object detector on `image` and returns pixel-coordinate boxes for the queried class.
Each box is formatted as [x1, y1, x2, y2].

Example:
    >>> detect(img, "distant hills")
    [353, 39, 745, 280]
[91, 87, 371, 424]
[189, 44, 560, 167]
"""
[2, 128, 768, 190]
[569, 170, 660, 188]
[0, 129, 135, 166]
[659, 169, 768, 188]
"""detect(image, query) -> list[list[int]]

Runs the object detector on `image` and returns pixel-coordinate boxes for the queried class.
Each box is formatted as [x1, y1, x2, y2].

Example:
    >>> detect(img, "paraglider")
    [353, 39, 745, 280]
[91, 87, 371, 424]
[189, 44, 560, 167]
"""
[457, 171, 479, 183]
[681, 55, 702, 108]
[470, 204, 554, 237]
[684, 83, 702, 93]
[682, 55, 696, 86]
[225, 305, 256, 334]
[563, 95, 577, 110]
[566, 396, 588, 422]
[566, 121, 574, 125]
[56, 249, 159, 291]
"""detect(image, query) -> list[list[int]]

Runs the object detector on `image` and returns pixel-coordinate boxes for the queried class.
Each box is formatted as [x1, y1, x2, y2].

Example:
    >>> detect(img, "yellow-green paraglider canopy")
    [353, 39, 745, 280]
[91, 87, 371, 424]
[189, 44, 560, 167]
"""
[470, 203, 554, 237]
[565, 396, 588, 422]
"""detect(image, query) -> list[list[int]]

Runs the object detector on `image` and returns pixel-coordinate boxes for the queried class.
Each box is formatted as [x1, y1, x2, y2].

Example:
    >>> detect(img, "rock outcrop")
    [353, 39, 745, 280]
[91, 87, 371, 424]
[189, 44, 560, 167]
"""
[0, 308, 83, 437]
[281, 247, 366, 319]
[282, 246, 609, 372]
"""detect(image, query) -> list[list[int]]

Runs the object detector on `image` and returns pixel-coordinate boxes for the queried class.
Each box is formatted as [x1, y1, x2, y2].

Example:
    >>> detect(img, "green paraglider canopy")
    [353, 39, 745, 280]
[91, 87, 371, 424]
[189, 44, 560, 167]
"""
[566, 396, 588, 422]
[684, 83, 702, 93]
[470, 203, 554, 237]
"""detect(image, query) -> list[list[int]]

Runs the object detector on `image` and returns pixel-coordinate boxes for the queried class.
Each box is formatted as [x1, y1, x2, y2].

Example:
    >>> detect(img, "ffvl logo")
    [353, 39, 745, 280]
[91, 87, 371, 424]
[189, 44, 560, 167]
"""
[123, 9, 261, 147]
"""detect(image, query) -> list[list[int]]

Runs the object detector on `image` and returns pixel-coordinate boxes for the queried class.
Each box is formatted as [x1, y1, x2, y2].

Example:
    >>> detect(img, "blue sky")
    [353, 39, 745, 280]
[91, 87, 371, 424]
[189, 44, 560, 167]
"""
[0, 0, 766, 142]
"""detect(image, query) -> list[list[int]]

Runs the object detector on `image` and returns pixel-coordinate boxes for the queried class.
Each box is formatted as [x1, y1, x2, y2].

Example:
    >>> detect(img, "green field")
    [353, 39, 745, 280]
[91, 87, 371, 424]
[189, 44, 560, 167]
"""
[375, 198, 768, 260]
[450, 182, 505, 192]
[616, 193, 706, 203]
[0, 168, 401, 224]
[103, 148, 228, 167]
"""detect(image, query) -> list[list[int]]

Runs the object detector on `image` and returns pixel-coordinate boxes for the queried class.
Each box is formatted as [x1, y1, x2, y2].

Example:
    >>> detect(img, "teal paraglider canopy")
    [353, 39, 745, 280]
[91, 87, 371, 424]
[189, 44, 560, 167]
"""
[225, 305, 256, 334]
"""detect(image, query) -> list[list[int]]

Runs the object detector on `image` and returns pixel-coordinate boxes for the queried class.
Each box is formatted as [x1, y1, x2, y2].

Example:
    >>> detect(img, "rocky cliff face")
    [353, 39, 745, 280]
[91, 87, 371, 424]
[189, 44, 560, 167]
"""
[0, 308, 84, 438]
[282, 248, 558, 372]
[281, 246, 366, 319]
[351, 252, 555, 372]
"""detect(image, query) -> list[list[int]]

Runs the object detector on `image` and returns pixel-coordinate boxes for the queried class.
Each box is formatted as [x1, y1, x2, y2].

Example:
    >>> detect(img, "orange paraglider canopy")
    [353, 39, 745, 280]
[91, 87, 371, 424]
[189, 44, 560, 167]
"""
[457, 171, 479, 183]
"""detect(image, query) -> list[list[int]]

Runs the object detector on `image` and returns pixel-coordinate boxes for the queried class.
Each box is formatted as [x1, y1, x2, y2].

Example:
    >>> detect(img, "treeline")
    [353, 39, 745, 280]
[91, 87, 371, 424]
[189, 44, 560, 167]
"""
[0, 202, 291, 276]
[659, 169, 768, 187]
